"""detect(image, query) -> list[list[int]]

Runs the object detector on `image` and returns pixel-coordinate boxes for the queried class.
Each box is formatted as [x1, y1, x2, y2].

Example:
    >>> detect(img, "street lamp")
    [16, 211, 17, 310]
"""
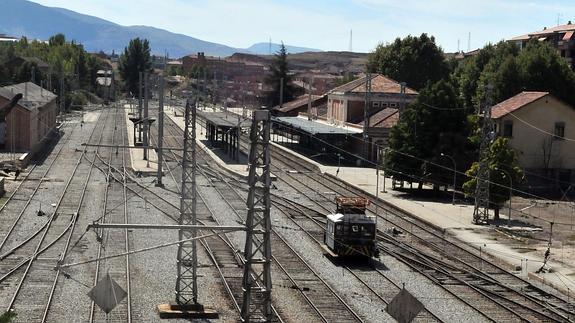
[494, 167, 513, 226]
[440, 153, 456, 204]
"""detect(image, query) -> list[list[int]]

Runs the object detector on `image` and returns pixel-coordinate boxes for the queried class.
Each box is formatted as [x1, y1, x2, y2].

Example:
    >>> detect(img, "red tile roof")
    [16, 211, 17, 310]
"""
[277, 95, 325, 113]
[329, 74, 418, 95]
[354, 108, 399, 128]
[510, 23, 575, 41]
[491, 91, 548, 119]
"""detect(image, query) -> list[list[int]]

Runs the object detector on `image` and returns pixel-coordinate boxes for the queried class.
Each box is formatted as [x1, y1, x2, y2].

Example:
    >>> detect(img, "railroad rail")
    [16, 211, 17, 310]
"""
[0, 109, 105, 322]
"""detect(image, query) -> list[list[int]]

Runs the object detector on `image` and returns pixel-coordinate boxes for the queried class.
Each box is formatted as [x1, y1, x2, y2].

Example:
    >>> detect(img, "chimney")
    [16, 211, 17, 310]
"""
[543, 27, 547, 30]
[569, 21, 572, 25]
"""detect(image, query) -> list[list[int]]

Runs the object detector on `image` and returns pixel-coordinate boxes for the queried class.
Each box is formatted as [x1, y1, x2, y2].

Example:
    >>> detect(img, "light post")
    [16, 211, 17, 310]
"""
[440, 153, 456, 204]
[494, 167, 513, 226]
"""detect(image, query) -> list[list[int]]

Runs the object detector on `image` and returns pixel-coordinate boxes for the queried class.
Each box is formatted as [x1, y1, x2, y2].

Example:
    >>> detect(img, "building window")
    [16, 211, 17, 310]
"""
[390, 102, 397, 108]
[554, 122, 565, 139]
[372, 102, 380, 108]
[503, 120, 513, 137]
[381, 102, 389, 108]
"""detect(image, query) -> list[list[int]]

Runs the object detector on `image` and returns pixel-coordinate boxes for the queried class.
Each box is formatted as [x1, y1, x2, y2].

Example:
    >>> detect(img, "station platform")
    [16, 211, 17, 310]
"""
[124, 105, 159, 175]
[166, 107, 250, 179]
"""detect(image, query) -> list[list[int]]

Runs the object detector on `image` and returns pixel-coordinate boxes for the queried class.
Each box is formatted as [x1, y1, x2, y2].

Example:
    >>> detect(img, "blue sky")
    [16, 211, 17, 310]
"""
[29, 0, 575, 53]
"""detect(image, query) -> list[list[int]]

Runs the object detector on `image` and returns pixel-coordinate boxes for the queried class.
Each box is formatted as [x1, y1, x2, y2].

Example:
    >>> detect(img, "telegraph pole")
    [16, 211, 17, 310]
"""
[473, 85, 494, 224]
[241, 110, 273, 322]
[143, 73, 149, 160]
[363, 73, 372, 163]
[307, 76, 313, 120]
[156, 77, 165, 187]
[138, 72, 143, 142]
[279, 78, 284, 110]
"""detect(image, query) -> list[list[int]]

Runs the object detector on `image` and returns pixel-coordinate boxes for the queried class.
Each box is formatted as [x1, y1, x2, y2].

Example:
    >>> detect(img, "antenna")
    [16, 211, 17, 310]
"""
[457, 39, 460, 53]
[467, 32, 471, 52]
[349, 29, 353, 52]
[269, 37, 272, 55]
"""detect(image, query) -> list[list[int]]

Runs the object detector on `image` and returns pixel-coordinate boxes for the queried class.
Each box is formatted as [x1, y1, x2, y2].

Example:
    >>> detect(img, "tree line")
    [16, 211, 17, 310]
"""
[0, 34, 110, 108]
[368, 34, 575, 218]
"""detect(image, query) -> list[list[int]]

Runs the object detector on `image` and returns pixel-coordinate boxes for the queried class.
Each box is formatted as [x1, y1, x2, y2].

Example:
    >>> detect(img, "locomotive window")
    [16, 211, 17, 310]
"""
[352, 225, 359, 233]
[335, 224, 342, 234]
[361, 225, 374, 237]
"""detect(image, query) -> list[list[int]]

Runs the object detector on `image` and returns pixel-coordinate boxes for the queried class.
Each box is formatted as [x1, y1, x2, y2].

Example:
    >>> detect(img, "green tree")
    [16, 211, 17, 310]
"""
[49, 33, 66, 47]
[463, 137, 524, 220]
[0, 311, 16, 323]
[266, 43, 296, 107]
[368, 34, 450, 90]
[118, 38, 152, 96]
[455, 40, 575, 109]
[385, 79, 473, 189]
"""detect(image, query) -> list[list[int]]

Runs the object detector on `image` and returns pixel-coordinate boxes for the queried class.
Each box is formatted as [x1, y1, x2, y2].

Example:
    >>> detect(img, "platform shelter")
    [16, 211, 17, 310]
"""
[198, 111, 250, 162]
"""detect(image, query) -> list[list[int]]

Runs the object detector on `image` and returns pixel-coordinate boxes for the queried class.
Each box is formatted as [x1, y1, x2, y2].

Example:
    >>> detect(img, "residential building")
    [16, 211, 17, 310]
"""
[0, 82, 58, 154]
[326, 74, 417, 161]
[492, 91, 575, 190]
[326, 74, 417, 125]
[509, 22, 575, 69]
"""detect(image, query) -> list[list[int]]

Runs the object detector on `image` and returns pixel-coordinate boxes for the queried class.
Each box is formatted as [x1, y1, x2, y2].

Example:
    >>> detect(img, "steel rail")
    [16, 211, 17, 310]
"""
[6, 110, 104, 314]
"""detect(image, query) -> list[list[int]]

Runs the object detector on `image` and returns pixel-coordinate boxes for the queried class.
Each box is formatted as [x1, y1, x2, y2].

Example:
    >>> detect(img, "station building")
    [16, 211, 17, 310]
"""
[0, 82, 58, 155]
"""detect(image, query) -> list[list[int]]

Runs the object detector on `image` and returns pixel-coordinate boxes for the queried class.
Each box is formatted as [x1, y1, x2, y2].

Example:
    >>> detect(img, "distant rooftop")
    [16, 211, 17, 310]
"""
[0, 82, 57, 111]
[491, 91, 549, 119]
[329, 74, 418, 96]
[510, 22, 575, 41]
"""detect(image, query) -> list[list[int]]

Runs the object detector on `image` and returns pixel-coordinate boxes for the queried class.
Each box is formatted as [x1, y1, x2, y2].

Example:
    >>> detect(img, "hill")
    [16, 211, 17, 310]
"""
[246, 42, 321, 55]
[0, 0, 321, 57]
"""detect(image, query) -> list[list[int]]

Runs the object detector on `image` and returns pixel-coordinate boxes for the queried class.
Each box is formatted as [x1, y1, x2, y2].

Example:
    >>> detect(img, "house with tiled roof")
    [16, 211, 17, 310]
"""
[325, 74, 417, 161]
[326, 74, 417, 125]
[492, 91, 575, 189]
[508, 22, 575, 69]
[0, 82, 58, 156]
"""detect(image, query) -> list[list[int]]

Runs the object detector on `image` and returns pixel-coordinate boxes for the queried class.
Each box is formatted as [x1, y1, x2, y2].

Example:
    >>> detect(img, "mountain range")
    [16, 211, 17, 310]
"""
[0, 0, 321, 57]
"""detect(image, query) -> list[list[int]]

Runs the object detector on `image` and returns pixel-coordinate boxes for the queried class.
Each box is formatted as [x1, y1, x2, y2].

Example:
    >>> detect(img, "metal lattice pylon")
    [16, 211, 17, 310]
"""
[473, 86, 494, 224]
[241, 110, 272, 322]
[175, 99, 199, 305]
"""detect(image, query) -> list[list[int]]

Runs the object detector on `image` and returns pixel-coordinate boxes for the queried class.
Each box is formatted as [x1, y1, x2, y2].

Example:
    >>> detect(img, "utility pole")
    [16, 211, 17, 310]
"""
[363, 73, 372, 163]
[279, 77, 284, 110]
[143, 73, 149, 160]
[156, 77, 165, 188]
[138, 72, 143, 142]
[307, 76, 313, 120]
[241, 110, 273, 322]
[176, 99, 200, 306]
[473, 85, 494, 224]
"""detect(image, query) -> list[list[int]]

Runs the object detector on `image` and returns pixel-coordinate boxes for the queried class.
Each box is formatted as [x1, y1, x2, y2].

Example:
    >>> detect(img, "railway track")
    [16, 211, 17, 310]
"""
[0, 110, 105, 322]
[88, 104, 132, 323]
[159, 112, 364, 322]
[267, 136, 575, 322]
[191, 108, 575, 321]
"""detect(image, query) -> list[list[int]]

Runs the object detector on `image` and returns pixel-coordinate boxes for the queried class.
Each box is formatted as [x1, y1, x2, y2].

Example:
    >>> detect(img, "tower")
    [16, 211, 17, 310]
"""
[241, 110, 273, 322]
[472, 86, 494, 224]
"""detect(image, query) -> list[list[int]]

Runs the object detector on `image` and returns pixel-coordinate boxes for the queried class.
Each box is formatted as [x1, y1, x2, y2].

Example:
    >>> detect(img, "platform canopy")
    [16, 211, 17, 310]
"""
[197, 111, 251, 128]
[273, 117, 358, 136]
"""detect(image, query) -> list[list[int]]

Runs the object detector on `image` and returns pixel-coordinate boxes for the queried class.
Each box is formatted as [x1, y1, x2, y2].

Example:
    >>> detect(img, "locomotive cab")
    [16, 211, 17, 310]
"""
[324, 197, 379, 258]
